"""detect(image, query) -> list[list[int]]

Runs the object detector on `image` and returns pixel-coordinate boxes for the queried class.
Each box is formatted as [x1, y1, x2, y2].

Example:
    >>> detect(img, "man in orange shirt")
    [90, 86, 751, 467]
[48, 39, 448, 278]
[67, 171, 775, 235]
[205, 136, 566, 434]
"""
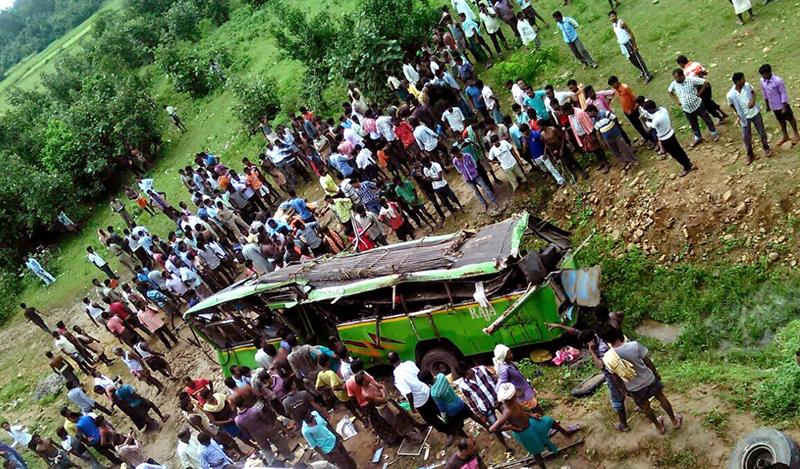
[608, 75, 656, 148]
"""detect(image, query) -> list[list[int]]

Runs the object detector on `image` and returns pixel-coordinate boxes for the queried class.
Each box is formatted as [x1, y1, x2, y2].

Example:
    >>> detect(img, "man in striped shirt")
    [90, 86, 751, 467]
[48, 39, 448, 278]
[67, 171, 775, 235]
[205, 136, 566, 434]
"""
[455, 362, 500, 424]
[455, 362, 514, 453]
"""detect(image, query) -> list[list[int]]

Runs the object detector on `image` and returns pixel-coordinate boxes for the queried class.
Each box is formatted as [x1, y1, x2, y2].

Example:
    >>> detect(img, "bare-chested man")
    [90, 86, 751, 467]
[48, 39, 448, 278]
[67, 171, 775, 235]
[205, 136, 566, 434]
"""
[540, 123, 588, 180]
[490, 383, 580, 468]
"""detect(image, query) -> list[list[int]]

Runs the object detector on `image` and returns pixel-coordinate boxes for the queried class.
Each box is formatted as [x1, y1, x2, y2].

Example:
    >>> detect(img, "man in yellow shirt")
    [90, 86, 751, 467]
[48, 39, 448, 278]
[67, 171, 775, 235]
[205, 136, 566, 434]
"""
[315, 354, 367, 426]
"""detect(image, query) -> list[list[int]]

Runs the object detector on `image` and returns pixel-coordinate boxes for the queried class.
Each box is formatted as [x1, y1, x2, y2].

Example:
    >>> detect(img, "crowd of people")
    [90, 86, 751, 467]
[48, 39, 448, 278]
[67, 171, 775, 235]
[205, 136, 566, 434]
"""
[9, 0, 799, 467]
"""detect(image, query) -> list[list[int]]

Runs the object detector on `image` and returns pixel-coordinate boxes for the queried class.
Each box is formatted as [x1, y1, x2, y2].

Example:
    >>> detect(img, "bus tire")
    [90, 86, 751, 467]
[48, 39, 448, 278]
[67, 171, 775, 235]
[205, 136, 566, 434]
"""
[420, 347, 460, 376]
[728, 428, 800, 469]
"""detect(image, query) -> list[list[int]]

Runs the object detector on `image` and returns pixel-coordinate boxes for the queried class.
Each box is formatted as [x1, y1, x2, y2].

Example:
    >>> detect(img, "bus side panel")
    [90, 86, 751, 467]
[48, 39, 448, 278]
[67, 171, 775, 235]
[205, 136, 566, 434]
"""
[337, 284, 576, 366]
[216, 346, 260, 376]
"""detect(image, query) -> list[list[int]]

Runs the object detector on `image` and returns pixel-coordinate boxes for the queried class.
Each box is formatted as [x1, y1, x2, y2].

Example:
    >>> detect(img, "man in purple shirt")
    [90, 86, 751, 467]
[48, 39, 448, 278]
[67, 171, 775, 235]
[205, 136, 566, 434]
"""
[759, 63, 799, 145]
[231, 386, 293, 465]
[452, 146, 497, 211]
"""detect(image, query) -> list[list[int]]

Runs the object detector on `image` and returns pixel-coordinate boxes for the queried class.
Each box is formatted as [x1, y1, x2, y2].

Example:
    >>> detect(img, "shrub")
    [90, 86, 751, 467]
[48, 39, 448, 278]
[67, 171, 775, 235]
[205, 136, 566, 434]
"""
[230, 76, 281, 130]
[155, 43, 231, 98]
[165, 0, 203, 41]
[486, 47, 562, 87]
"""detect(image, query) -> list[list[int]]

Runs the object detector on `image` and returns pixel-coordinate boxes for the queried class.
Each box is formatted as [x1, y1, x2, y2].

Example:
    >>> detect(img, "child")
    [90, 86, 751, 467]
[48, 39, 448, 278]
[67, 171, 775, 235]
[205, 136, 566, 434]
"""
[517, 12, 541, 51]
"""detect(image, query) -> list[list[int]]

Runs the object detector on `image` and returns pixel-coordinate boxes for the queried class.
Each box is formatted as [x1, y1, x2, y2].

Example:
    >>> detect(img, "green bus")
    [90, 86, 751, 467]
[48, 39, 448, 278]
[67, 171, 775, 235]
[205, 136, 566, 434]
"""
[183, 212, 599, 374]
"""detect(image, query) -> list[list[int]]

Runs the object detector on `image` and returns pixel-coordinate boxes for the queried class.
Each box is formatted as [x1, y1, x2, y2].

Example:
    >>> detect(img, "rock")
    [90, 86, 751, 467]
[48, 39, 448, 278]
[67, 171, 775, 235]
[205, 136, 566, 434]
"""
[682, 227, 689, 239]
[768, 252, 780, 262]
[611, 229, 621, 241]
[724, 234, 735, 241]
[763, 46, 771, 54]
[777, 235, 787, 243]
[628, 177, 640, 188]
[634, 229, 644, 239]
[723, 190, 732, 202]
[34, 373, 64, 401]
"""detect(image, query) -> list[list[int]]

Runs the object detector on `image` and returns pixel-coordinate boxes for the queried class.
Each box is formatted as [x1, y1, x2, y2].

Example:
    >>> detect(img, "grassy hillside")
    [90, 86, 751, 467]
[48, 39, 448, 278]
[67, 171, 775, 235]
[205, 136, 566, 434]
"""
[0, 0, 123, 109]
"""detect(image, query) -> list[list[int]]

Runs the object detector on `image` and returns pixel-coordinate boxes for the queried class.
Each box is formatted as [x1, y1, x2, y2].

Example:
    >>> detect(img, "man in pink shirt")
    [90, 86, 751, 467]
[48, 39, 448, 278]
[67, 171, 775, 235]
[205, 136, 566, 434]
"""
[137, 305, 178, 350]
[584, 85, 632, 145]
[563, 104, 610, 174]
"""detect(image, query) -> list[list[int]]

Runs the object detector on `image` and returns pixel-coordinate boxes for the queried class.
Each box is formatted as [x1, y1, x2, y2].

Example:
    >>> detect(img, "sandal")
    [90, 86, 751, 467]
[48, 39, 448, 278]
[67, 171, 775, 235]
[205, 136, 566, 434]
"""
[615, 422, 631, 432]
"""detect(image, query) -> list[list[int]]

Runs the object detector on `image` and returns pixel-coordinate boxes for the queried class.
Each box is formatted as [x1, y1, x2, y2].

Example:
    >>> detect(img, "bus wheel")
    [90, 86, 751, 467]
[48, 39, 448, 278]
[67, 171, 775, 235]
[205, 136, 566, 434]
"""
[420, 347, 460, 376]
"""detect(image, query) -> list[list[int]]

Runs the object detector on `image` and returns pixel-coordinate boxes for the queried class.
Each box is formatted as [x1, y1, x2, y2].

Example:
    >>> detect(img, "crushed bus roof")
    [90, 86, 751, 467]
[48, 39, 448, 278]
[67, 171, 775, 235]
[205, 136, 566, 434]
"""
[185, 212, 530, 317]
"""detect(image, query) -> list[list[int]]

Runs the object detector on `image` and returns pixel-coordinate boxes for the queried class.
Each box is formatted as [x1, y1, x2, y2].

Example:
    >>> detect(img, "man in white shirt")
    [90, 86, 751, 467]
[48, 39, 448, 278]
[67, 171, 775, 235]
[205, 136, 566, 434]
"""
[177, 428, 204, 469]
[488, 135, 527, 191]
[726, 72, 770, 164]
[387, 352, 452, 436]
[355, 146, 379, 180]
[86, 246, 117, 280]
[480, 80, 503, 124]
[2, 421, 32, 449]
[506, 79, 527, 108]
[641, 100, 695, 176]
[422, 158, 463, 215]
[402, 59, 420, 85]
[442, 106, 465, 133]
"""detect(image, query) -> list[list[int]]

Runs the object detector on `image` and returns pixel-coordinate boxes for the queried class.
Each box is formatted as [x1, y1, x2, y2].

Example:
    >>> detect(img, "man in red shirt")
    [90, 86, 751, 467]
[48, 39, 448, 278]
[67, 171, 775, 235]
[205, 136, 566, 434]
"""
[378, 200, 414, 242]
[182, 377, 213, 407]
[101, 311, 142, 348]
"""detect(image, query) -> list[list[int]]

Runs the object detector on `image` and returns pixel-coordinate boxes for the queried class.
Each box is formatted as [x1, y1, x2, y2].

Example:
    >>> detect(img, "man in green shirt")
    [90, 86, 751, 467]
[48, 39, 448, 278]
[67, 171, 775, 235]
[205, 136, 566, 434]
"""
[393, 177, 440, 227]
[324, 195, 354, 236]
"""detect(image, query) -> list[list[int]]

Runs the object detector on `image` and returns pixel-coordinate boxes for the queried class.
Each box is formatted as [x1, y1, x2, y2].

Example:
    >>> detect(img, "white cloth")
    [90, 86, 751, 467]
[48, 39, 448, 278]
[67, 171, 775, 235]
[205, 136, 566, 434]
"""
[452, 0, 476, 20]
[511, 83, 526, 107]
[87, 252, 107, 268]
[493, 344, 510, 370]
[642, 107, 675, 141]
[482, 85, 498, 110]
[732, 0, 752, 14]
[6, 426, 32, 448]
[488, 140, 518, 170]
[497, 382, 516, 402]
[355, 148, 376, 169]
[403, 63, 420, 84]
[423, 162, 447, 190]
[442, 107, 465, 132]
[393, 361, 430, 408]
[413, 124, 439, 152]
[254, 349, 274, 369]
[517, 19, 537, 46]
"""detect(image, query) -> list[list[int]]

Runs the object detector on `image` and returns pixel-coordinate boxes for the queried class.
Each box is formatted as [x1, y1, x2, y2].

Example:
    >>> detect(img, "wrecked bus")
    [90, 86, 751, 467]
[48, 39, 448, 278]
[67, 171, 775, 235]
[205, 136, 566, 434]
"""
[183, 212, 599, 374]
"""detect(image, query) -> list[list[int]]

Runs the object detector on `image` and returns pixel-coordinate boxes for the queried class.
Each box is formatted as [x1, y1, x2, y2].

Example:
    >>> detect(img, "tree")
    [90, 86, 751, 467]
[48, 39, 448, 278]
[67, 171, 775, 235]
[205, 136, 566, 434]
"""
[155, 42, 231, 98]
[269, 7, 339, 107]
[165, 0, 203, 42]
[230, 76, 281, 130]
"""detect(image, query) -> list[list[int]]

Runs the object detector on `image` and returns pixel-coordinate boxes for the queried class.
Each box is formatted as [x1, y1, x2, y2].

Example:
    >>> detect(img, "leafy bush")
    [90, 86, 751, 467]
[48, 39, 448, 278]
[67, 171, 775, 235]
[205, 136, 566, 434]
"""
[165, 0, 203, 41]
[230, 76, 281, 130]
[156, 43, 231, 98]
[486, 47, 562, 87]
[196, 0, 230, 25]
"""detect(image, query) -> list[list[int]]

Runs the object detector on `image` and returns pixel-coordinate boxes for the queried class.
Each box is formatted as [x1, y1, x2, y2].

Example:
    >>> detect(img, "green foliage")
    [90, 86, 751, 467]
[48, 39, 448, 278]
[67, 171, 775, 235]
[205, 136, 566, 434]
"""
[166, 0, 203, 42]
[703, 409, 728, 436]
[0, 271, 22, 324]
[751, 320, 800, 421]
[156, 43, 231, 98]
[269, 7, 339, 106]
[485, 47, 562, 87]
[89, 12, 161, 69]
[196, 0, 231, 26]
[0, 0, 104, 75]
[230, 76, 281, 129]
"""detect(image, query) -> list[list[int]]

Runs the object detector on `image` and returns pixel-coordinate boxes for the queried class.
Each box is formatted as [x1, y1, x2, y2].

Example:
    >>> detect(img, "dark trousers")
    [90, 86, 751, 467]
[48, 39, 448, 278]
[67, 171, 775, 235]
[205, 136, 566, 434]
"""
[394, 222, 414, 242]
[622, 41, 651, 77]
[487, 29, 508, 54]
[559, 146, 585, 174]
[433, 185, 461, 215]
[97, 264, 117, 280]
[417, 397, 451, 434]
[91, 442, 122, 465]
[661, 135, 693, 170]
[625, 110, 655, 142]
[684, 104, 717, 140]
[741, 113, 770, 156]
[700, 84, 725, 119]
[154, 326, 178, 349]
[421, 190, 446, 220]
[322, 440, 357, 469]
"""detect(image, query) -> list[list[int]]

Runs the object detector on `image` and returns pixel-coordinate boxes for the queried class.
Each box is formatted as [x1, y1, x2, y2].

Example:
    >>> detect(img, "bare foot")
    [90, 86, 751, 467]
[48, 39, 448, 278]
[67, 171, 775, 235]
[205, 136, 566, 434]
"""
[655, 416, 667, 434]
[672, 414, 683, 429]
[775, 137, 788, 146]
[615, 422, 630, 432]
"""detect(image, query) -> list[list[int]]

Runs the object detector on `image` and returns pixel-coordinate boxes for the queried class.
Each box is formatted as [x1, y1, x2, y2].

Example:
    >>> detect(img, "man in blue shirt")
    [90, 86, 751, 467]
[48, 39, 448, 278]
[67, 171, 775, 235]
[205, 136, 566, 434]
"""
[328, 152, 354, 178]
[197, 433, 233, 469]
[302, 411, 356, 469]
[523, 88, 551, 125]
[280, 189, 316, 222]
[65, 410, 122, 465]
[553, 11, 597, 68]
[455, 55, 475, 83]
[520, 124, 566, 185]
[466, 80, 490, 121]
